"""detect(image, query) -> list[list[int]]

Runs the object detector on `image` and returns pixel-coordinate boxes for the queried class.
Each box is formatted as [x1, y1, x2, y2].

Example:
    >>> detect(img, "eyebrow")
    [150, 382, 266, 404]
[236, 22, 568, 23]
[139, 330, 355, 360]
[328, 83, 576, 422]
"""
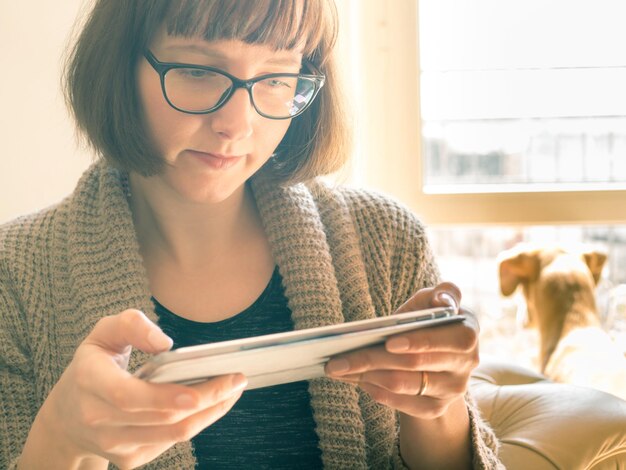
[163, 44, 303, 68]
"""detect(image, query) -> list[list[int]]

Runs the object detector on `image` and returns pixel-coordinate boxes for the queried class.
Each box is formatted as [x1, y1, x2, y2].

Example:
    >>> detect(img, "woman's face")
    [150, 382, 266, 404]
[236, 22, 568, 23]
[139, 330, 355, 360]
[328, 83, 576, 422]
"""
[136, 29, 302, 204]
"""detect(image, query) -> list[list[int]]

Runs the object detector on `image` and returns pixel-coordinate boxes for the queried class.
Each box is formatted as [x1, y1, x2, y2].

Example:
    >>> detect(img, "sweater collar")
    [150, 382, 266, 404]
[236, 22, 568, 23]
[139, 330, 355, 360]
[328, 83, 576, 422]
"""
[65, 161, 156, 329]
[68, 162, 369, 467]
[64, 161, 199, 465]
[251, 176, 370, 467]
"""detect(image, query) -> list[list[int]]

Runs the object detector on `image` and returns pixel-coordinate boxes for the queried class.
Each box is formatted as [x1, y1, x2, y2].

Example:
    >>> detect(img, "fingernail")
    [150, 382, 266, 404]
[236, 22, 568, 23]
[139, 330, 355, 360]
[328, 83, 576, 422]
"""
[175, 393, 196, 409]
[437, 292, 457, 308]
[327, 359, 350, 375]
[232, 375, 248, 392]
[147, 328, 173, 351]
[387, 336, 410, 352]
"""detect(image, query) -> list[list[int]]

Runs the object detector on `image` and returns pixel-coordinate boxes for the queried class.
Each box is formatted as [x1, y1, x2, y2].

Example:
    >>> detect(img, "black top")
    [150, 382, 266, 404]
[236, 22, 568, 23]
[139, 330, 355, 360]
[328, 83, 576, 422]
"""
[153, 268, 323, 469]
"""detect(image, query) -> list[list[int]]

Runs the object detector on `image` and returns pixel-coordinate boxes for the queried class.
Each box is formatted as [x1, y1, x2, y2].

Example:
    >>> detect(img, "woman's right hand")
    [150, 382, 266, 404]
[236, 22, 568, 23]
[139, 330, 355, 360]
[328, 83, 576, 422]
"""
[19, 309, 247, 469]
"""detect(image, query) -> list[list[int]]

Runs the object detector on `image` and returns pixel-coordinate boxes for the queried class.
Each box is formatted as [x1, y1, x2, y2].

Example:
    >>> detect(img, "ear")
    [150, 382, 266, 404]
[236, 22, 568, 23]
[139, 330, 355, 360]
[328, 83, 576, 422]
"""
[498, 249, 541, 296]
[583, 251, 607, 285]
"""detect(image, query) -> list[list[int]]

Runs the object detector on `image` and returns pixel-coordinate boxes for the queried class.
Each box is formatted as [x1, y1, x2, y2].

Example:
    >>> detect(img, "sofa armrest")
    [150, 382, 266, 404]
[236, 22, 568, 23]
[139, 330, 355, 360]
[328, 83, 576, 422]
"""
[470, 357, 626, 469]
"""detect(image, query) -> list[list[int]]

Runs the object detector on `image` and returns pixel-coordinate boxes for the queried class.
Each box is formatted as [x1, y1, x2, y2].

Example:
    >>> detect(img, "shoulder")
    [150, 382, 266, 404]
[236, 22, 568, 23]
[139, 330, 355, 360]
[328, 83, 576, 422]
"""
[0, 203, 63, 253]
[0, 160, 120, 274]
[0, 202, 66, 288]
[0, 162, 104, 284]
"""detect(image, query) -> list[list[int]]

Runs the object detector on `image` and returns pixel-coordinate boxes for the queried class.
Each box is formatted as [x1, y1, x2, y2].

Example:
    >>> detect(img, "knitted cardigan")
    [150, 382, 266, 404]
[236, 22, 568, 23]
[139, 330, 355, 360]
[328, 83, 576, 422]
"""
[0, 161, 502, 469]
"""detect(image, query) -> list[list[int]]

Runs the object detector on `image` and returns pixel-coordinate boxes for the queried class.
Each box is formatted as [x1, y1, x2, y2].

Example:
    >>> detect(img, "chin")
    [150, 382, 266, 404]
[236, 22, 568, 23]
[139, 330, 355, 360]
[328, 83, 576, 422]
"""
[179, 182, 244, 206]
[161, 160, 255, 205]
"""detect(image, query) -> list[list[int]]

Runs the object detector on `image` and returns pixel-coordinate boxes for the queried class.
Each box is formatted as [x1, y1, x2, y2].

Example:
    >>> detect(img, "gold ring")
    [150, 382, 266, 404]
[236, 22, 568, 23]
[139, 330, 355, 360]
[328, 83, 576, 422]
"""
[417, 371, 429, 396]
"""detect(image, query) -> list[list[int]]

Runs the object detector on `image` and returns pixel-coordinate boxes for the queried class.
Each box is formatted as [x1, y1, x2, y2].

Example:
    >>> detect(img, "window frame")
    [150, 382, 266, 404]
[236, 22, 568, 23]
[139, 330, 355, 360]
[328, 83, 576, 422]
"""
[344, 0, 626, 225]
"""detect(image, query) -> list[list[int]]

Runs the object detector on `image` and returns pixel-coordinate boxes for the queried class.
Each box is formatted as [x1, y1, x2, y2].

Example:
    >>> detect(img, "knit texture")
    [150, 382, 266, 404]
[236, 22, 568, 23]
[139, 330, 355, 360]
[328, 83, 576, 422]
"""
[0, 161, 502, 469]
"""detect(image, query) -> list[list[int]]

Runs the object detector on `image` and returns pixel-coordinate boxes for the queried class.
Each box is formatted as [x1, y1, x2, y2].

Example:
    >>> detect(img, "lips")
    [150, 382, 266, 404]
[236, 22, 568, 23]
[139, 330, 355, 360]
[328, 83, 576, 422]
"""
[189, 149, 241, 159]
[186, 149, 244, 169]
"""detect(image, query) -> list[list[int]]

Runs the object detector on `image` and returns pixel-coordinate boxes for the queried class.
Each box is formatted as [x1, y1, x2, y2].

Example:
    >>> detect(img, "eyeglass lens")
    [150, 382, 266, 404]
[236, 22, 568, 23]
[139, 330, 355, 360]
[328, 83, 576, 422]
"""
[164, 68, 317, 118]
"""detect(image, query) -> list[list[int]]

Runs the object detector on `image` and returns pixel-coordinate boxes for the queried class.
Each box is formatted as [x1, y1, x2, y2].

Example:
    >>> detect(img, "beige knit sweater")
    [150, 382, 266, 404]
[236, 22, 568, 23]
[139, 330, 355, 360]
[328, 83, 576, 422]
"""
[0, 161, 502, 469]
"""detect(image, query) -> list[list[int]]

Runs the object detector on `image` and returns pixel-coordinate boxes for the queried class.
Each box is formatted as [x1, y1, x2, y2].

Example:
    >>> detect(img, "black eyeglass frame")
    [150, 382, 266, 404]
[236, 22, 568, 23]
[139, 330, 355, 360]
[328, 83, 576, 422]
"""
[144, 50, 325, 120]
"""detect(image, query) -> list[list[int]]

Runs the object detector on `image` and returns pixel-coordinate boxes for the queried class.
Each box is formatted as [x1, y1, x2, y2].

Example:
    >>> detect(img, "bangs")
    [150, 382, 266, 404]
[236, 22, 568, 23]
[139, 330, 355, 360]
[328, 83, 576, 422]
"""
[165, 0, 336, 59]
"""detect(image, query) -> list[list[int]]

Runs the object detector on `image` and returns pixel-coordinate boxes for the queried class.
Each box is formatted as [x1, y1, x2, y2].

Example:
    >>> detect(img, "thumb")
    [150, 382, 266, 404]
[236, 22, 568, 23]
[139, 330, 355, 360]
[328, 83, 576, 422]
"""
[395, 287, 435, 314]
[395, 282, 462, 314]
[431, 282, 462, 312]
[85, 309, 173, 355]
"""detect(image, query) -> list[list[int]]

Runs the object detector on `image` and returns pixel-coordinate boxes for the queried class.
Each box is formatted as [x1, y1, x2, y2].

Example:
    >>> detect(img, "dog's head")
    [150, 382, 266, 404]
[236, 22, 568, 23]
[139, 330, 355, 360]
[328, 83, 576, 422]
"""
[497, 244, 607, 328]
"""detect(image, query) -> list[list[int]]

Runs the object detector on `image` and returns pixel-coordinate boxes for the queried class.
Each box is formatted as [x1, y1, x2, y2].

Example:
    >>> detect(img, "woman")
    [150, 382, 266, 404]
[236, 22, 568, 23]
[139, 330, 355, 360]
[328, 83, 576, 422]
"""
[0, 1, 502, 468]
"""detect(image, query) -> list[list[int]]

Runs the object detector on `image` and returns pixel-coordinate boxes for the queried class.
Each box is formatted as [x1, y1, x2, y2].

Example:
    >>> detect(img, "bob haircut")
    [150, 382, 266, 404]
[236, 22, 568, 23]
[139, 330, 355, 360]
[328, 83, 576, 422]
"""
[64, 0, 351, 185]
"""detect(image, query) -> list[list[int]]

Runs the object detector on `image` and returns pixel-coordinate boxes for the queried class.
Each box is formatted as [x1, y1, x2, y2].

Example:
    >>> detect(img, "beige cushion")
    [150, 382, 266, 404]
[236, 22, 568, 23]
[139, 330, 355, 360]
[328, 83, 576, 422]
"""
[470, 358, 626, 469]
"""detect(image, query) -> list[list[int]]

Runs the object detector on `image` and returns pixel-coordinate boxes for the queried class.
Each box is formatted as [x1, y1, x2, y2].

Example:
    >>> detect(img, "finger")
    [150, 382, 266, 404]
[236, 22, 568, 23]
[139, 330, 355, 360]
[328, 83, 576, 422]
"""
[328, 323, 477, 375]
[85, 360, 246, 412]
[74, 355, 195, 412]
[330, 350, 474, 379]
[190, 374, 248, 410]
[386, 320, 479, 354]
[395, 282, 462, 314]
[432, 282, 462, 310]
[459, 306, 480, 330]
[395, 287, 435, 314]
[349, 370, 466, 399]
[78, 393, 198, 426]
[94, 391, 243, 455]
[359, 382, 450, 419]
[85, 309, 173, 355]
[326, 343, 476, 379]
[105, 444, 169, 470]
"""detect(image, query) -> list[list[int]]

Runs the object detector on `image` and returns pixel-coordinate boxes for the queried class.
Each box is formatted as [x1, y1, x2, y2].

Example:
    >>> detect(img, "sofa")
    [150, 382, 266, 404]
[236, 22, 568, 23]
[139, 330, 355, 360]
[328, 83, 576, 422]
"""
[470, 358, 626, 469]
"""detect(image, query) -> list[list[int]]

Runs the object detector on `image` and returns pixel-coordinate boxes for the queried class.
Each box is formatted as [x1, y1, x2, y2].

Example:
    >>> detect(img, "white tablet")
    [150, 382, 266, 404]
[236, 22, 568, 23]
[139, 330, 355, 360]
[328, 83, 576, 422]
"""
[135, 306, 463, 389]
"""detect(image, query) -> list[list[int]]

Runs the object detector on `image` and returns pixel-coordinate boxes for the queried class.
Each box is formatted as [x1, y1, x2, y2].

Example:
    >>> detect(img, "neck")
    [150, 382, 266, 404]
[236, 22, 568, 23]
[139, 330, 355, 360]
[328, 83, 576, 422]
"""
[128, 174, 261, 269]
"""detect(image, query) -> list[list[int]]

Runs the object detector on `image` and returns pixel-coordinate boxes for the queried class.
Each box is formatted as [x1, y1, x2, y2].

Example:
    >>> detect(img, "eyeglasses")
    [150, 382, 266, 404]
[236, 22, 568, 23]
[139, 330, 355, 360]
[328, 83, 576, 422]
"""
[144, 50, 325, 120]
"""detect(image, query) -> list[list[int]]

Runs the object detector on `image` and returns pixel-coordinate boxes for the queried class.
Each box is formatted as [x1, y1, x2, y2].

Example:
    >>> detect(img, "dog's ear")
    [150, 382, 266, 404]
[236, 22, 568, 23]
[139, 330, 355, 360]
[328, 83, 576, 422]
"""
[583, 251, 607, 285]
[498, 249, 541, 296]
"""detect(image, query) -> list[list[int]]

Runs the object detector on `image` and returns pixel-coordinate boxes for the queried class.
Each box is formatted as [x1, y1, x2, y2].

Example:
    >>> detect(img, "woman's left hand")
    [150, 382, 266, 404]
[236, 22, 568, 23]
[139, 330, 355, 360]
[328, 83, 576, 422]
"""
[325, 282, 479, 420]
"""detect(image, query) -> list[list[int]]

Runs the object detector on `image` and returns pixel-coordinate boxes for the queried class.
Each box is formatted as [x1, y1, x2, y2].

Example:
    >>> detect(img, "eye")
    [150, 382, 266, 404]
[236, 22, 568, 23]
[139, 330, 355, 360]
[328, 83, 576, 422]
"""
[172, 68, 218, 80]
[266, 78, 292, 88]
[257, 76, 299, 92]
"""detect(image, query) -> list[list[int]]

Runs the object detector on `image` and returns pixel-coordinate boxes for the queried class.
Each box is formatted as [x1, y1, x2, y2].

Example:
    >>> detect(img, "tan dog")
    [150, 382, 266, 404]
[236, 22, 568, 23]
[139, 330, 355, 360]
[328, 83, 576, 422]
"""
[498, 244, 626, 401]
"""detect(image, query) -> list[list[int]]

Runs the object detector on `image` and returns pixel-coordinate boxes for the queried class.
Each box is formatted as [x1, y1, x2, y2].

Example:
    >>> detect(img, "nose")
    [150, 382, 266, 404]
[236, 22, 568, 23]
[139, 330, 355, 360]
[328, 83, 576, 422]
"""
[209, 87, 254, 141]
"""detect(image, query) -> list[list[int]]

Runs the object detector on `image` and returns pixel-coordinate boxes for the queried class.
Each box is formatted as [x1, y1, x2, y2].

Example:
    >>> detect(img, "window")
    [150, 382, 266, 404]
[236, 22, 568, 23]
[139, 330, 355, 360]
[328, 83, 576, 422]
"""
[337, 0, 626, 364]
[339, 0, 626, 225]
[420, 0, 626, 193]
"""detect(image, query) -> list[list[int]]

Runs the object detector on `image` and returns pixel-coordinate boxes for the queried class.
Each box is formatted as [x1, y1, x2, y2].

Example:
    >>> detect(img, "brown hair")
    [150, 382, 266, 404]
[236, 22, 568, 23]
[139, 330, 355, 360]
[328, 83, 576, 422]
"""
[64, 0, 351, 184]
